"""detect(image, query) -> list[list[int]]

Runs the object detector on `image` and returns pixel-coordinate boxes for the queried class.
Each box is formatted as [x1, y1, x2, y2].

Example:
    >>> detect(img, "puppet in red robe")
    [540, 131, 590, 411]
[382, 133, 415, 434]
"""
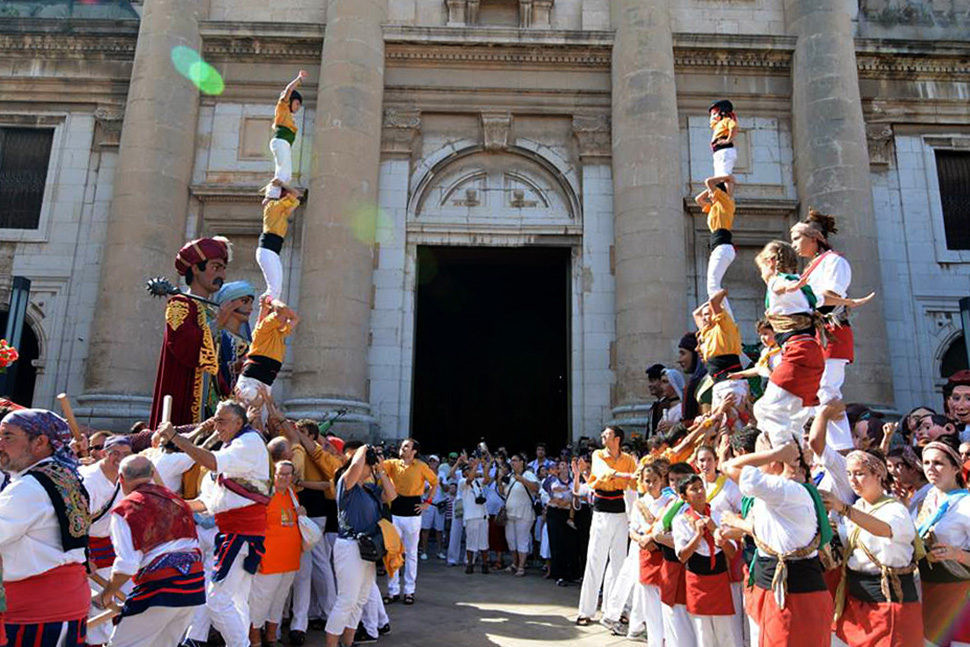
[149, 237, 231, 428]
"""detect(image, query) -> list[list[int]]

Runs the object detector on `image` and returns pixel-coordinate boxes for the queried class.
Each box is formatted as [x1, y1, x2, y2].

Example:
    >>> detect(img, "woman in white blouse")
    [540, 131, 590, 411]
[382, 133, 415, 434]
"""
[824, 451, 922, 647]
[918, 437, 970, 647]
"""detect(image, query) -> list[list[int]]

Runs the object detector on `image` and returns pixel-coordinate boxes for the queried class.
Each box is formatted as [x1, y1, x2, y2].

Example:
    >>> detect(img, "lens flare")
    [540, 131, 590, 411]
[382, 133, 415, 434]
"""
[348, 203, 393, 245]
[170, 46, 225, 96]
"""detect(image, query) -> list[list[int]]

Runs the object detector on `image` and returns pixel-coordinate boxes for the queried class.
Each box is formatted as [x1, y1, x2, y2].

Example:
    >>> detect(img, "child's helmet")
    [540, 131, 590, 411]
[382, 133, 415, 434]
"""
[290, 90, 303, 106]
[709, 99, 734, 114]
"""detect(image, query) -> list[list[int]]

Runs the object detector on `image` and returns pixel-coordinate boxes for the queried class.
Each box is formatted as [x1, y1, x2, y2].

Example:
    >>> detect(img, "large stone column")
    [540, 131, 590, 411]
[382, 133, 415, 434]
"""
[609, 0, 686, 425]
[284, 0, 386, 434]
[79, 0, 202, 426]
[786, 0, 894, 407]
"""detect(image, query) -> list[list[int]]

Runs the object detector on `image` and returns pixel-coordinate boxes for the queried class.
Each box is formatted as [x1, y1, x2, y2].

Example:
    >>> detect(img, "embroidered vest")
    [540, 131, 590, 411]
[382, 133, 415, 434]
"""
[27, 461, 91, 552]
[113, 483, 197, 553]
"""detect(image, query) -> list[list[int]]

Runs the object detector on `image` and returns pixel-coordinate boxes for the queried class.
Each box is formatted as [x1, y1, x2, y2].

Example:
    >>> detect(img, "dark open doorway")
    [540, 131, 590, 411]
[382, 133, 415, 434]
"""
[411, 246, 570, 455]
[0, 311, 39, 407]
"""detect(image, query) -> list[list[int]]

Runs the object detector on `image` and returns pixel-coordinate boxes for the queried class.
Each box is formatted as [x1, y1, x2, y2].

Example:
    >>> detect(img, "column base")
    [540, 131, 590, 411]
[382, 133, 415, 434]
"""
[608, 402, 654, 436]
[74, 392, 153, 431]
[282, 397, 378, 440]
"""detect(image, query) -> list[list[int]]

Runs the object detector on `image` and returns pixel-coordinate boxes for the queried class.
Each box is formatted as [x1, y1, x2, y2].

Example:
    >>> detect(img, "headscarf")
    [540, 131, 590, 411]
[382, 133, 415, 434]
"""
[846, 450, 888, 484]
[924, 441, 963, 470]
[791, 221, 827, 247]
[1, 408, 78, 470]
[663, 368, 685, 401]
[214, 280, 256, 305]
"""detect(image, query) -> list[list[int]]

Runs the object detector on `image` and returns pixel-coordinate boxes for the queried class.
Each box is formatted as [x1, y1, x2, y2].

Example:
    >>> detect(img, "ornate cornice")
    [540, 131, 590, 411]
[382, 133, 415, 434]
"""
[0, 26, 137, 60]
[385, 43, 611, 68]
[200, 21, 325, 62]
[856, 48, 970, 81]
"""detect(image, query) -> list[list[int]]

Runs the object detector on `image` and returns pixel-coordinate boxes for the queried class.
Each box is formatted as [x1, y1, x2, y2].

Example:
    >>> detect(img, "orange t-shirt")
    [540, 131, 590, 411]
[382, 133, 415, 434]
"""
[260, 487, 302, 574]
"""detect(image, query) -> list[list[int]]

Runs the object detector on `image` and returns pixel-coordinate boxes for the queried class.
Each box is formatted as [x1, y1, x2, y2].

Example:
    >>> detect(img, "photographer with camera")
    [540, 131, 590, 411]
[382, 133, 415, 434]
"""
[380, 438, 438, 606]
[326, 441, 396, 647]
[498, 453, 541, 576]
[458, 451, 494, 574]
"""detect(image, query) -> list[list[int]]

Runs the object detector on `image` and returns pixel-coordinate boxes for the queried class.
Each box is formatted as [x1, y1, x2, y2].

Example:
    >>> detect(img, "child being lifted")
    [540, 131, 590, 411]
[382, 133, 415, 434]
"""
[234, 295, 300, 418]
[266, 70, 308, 200]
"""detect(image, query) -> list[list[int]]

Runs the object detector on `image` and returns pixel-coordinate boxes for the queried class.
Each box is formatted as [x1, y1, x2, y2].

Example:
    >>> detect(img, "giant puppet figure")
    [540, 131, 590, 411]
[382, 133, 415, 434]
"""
[149, 237, 232, 428]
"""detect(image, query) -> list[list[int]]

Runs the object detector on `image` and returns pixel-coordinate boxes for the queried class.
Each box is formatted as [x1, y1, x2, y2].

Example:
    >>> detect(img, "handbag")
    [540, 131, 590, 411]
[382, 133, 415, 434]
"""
[355, 483, 388, 562]
[289, 490, 322, 552]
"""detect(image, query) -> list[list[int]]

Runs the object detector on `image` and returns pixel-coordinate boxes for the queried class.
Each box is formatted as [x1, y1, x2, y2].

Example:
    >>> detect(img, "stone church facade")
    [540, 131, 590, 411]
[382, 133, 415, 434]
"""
[0, 0, 968, 441]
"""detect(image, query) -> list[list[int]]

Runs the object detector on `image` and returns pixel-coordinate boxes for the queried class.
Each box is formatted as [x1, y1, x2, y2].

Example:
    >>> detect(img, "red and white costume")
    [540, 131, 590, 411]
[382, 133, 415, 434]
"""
[738, 466, 833, 647]
[754, 275, 824, 448]
[803, 250, 855, 450]
[917, 487, 970, 647]
[198, 427, 271, 647]
[635, 489, 674, 647]
[835, 497, 922, 647]
[107, 484, 204, 647]
[674, 506, 739, 647]
[706, 475, 745, 647]
[655, 501, 695, 647]
[0, 458, 90, 647]
[80, 462, 125, 646]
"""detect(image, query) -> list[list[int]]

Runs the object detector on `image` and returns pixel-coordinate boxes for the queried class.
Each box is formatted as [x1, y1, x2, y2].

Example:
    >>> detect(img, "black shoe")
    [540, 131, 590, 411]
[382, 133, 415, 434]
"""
[378, 624, 391, 636]
[382, 594, 400, 605]
[465, 564, 474, 574]
[355, 627, 378, 644]
[288, 630, 306, 646]
[481, 562, 490, 574]
[556, 578, 569, 587]
[308, 618, 326, 631]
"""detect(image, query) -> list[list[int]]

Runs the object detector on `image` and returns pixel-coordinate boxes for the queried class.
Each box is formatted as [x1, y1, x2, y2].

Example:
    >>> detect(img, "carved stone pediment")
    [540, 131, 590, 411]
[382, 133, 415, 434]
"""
[446, 0, 554, 28]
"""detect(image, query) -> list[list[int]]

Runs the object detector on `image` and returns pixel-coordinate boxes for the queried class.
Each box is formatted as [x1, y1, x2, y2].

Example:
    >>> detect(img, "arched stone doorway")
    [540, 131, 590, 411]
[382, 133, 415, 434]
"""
[0, 311, 40, 407]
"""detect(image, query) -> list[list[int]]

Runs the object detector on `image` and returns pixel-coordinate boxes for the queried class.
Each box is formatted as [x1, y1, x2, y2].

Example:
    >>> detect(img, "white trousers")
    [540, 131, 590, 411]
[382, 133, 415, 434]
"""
[388, 515, 422, 596]
[185, 524, 218, 642]
[361, 582, 389, 636]
[713, 147, 737, 177]
[730, 581, 746, 647]
[578, 510, 628, 618]
[206, 541, 256, 647]
[291, 517, 334, 631]
[817, 358, 853, 450]
[694, 613, 741, 647]
[662, 603, 696, 647]
[89, 565, 134, 645]
[256, 247, 284, 301]
[754, 381, 808, 448]
[604, 541, 639, 622]
[447, 516, 464, 564]
[326, 538, 375, 635]
[504, 517, 533, 554]
[249, 570, 297, 626]
[638, 584, 664, 647]
[464, 517, 489, 553]
[269, 137, 292, 193]
[108, 606, 197, 647]
[421, 505, 445, 532]
[707, 243, 737, 317]
[713, 379, 749, 411]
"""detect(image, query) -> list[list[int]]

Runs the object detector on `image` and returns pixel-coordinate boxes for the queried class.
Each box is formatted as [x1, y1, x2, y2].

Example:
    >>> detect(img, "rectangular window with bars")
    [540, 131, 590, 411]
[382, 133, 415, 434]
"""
[936, 149, 970, 251]
[0, 127, 55, 230]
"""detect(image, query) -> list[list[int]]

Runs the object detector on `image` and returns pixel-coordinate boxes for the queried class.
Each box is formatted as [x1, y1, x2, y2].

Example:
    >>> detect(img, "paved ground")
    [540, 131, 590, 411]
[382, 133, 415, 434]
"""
[303, 560, 629, 647]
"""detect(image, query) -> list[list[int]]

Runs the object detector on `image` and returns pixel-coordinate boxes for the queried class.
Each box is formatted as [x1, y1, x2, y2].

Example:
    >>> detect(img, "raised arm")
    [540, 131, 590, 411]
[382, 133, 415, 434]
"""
[808, 400, 845, 457]
[280, 70, 308, 102]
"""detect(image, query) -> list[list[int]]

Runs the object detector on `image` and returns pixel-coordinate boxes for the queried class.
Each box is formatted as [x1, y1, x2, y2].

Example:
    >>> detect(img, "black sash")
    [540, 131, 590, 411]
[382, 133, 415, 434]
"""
[687, 550, 727, 576]
[752, 554, 828, 594]
[660, 544, 679, 563]
[919, 557, 970, 584]
[27, 462, 91, 552]
[258, 232, 284, 254]
[242, 355, 282, 386]
[593, 489, 625, 513]
[707, 355, 743, 383]
[710, 229, 733, 248]
[390, 494, 423, 517]
[847, 569, 919, 604]
[712, 142, 735, 153]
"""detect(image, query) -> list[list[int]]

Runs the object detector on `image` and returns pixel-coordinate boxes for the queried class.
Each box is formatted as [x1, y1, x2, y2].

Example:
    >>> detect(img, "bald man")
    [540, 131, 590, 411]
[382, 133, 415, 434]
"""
[97, 456, 205, 647]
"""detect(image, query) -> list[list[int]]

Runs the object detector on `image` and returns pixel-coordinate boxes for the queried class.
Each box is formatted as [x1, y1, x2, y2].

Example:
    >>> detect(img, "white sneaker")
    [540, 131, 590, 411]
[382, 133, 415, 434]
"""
[437, 552, 447, 560]
[420, 552, 429, 561]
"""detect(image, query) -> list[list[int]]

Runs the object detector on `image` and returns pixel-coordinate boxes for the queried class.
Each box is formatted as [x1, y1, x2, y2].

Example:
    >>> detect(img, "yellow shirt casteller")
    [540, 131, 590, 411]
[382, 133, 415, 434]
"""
[710, 117, 737, 144]
[702, 187, 735, 233]
[263, 194, 300, 239]
[248, 311, 293, 364]
[381, 458, 439, 497]
[273, 98, 297, 135]
[698, 311, 742, 361]
[587, 449, 637, 492]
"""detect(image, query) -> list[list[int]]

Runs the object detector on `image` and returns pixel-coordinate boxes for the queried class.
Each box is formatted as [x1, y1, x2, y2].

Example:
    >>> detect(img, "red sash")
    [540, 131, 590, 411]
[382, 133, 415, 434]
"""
[659, 557, 687, 606]
[639, 547, 664, 586]
[215, 502, 268, 536]
[4, 563, 89, 624]
[686, 570, 735, 616]
[770, 335, 824, 405]
[88, 534, 116, 569]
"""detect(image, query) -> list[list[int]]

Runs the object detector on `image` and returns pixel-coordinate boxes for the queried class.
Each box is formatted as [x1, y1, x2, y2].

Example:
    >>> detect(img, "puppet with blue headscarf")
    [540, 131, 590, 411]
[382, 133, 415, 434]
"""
[213, 281, 257, 398]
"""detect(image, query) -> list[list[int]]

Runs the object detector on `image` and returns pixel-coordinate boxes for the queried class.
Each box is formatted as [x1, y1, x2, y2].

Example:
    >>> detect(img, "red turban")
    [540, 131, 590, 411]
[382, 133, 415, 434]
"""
[948, 370, 970, 387]
[175, 237, 231, 276]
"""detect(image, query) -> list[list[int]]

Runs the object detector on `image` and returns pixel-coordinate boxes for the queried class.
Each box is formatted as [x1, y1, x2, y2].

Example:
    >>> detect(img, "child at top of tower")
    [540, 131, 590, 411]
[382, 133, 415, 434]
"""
[257, 183, 303, 300]
[707, 99, 738, 194]
[694, 180, 736, 317]
[266, 70, 308, 200]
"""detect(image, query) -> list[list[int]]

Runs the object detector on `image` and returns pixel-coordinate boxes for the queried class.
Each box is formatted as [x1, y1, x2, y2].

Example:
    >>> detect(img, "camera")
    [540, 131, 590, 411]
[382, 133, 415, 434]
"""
[474, 494, 487, 505]
[365, 445, 381, 466]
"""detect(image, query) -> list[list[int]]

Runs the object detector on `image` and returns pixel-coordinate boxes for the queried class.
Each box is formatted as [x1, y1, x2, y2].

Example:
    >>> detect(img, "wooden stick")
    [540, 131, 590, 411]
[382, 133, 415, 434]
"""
[56, 393, 85, 449]
[89, 572, 127, 604]
[161, 394, 173, 425]
[87, 606, 121, 630]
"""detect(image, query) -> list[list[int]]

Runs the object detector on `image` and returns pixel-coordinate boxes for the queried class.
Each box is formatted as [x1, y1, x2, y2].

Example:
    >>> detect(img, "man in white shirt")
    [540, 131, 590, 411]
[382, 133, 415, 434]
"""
[94, 455, 205, 647]
[80, 435, 132, 646]
[0, 409, 90, 647]
[458, 456, 492, 574]
[158, 400, 271, 647]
